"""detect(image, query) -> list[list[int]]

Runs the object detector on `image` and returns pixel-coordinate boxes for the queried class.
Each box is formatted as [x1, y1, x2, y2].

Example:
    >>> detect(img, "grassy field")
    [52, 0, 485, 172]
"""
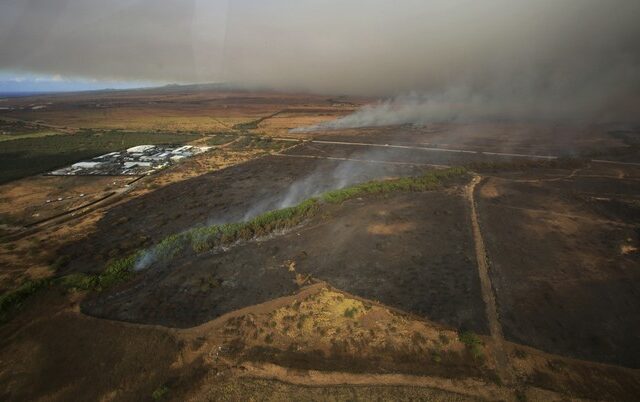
[0, 130, 202, 184]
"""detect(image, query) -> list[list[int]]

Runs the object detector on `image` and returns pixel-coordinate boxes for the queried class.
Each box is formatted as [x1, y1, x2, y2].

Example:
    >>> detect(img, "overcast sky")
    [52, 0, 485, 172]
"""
[1, 0, 638, 119]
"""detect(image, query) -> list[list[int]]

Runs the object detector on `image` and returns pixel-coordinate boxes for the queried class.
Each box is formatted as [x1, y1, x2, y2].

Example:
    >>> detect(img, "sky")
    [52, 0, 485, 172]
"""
[0, 71, 156, 94]
[1, 0, 639, 120]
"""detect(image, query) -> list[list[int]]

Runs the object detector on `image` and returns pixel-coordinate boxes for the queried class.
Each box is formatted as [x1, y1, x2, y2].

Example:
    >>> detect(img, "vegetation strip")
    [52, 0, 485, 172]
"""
[0, 167, 467, 323]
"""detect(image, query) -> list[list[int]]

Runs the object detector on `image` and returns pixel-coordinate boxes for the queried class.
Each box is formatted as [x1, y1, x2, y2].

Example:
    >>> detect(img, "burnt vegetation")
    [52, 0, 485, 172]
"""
[0, 168, 467, 325]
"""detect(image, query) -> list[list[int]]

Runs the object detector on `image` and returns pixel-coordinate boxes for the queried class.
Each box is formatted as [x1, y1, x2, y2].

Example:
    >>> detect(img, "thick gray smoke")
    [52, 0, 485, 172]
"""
[2, 0, 639, 122]
[293, 75, 640, 132]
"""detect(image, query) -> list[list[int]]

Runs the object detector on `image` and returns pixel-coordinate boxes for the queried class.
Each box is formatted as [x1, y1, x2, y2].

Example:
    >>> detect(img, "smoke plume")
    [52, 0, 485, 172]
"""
[135, 149, 420, 270]
[1, 0, 639, 122]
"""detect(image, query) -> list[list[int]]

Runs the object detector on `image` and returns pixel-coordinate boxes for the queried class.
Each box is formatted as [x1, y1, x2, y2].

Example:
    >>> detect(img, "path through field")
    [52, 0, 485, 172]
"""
[466, 175, 512, 384]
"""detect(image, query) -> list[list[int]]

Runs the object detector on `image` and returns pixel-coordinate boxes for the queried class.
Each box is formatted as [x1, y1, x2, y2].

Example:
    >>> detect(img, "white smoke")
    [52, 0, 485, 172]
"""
[241, 150, 405, 221]
[291, 92, 461, 132]
[130, 148, 416, 272]
[134, 249, 157, 271]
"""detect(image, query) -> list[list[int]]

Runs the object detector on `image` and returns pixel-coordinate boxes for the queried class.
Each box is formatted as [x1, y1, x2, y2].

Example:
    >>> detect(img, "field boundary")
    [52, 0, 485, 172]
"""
[466, 175, 512, 384]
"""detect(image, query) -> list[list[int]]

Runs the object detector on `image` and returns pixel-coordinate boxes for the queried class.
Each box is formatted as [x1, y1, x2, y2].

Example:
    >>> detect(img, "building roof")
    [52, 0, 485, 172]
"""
[72, 161, 103, 169]
[126, 145, 156, 153]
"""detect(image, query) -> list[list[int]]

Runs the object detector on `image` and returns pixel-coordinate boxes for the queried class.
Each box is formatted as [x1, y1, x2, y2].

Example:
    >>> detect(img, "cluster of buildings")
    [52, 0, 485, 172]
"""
[49, 144, 211, 176]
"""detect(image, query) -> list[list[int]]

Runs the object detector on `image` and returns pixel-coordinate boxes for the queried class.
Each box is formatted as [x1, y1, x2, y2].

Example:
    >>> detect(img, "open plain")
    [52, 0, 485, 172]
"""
[0, 88, 639, 401]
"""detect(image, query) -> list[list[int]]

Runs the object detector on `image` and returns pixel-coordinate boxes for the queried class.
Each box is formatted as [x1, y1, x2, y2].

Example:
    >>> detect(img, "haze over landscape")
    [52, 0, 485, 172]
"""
[2, 0, 640, 120]
[0, 1, 639, 401]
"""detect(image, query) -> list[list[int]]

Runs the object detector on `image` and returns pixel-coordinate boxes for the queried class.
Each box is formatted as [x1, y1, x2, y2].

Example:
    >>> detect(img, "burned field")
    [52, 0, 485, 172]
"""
[57, 134, 640, 371]
[83, 189, 486, 333]
[1, 90, 639, 402]
[57, 150, 427, 274]
[477, 164, 640, 368]
[56, 142, 486, 331]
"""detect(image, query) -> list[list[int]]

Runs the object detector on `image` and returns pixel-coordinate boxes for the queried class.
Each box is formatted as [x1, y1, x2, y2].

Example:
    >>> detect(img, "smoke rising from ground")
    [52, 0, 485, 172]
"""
[134, 149, 420, 270]
[293, 76, 640, 132]
[242, 149, 416, 221]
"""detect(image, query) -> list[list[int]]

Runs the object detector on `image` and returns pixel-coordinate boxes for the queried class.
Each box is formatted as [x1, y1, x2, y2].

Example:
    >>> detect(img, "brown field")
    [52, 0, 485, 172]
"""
[0, 87, 639, 401]
[1, 86, 364, 132]
[0, 176, 129, 227]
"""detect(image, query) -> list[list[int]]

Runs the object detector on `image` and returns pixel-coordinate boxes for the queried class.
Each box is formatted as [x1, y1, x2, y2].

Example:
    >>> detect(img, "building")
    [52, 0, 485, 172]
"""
[126, 145, 156, 153]
[72, 161, 103, 169]
[124, 161, 153, 169]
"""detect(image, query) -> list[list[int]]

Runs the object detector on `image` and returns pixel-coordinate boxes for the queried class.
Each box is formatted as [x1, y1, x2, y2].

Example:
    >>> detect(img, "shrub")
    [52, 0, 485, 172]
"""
[344, 307, 359, 318]
[97, 252, 140, 289]
[459, 330, 484, 361]
[188, 199, 319, 254]
[0, 278, 51, 322]
[322, 167, 467, 203]
[57, 273, 97, 291]
[151, 385, 169, 401]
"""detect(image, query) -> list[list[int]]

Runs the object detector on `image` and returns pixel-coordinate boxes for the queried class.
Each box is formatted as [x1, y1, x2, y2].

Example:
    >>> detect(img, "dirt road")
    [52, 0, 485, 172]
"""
[274, 152, 450, 168]
[277, 138, 640, 167]
[466, 175, 512, 384]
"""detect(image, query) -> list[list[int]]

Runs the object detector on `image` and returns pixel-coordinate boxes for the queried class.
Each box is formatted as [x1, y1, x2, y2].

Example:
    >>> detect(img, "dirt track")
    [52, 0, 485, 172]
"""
[237, 362, 513, 401]
[466, 175, 512, 384]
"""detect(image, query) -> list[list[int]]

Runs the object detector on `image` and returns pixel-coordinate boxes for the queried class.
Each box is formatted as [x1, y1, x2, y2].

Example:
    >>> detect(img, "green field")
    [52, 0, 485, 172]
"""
[0, 130, 202, 184]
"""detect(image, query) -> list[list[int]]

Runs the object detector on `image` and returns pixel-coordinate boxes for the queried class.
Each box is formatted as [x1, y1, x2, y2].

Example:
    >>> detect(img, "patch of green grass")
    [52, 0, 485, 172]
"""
[0, 252, 143, 324]
[0, 278, 51, 322]
[151, 385, 169, 401]
[96, 252, 141, 289]
[459, 330, 484, 360]
[189, 198, 320, 253]
[322, 167, 467, 203]
[57, 273, 98, 291]
[343, 307, 359, 318]
[154, 233, 190, 260]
